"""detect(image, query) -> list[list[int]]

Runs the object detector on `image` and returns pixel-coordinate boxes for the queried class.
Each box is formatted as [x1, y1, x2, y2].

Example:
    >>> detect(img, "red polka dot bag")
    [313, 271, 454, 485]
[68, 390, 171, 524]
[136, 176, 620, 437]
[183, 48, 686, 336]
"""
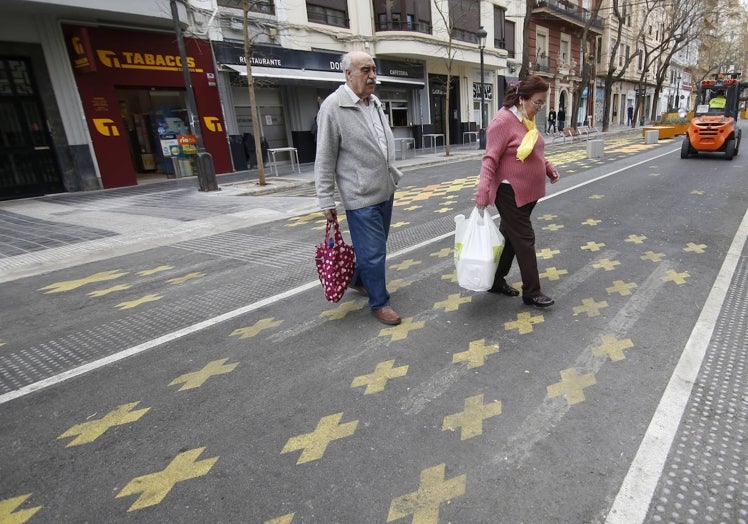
[315, 217, 356, 302]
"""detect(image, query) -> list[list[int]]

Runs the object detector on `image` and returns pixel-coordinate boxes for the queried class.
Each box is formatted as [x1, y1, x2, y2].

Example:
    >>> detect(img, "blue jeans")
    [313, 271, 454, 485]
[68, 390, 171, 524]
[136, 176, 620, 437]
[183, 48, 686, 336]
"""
[346, 196, 394, 310]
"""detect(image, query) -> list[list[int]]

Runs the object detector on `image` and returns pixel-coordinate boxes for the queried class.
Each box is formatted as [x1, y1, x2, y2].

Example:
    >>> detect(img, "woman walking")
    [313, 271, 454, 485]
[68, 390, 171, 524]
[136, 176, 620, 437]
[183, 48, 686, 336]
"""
[475, 76, 560, 307]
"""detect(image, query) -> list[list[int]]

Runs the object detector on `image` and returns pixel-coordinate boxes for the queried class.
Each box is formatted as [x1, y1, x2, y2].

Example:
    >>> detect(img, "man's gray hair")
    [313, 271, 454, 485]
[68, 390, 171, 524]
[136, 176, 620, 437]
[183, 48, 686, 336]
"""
[340, 52, 352, 73]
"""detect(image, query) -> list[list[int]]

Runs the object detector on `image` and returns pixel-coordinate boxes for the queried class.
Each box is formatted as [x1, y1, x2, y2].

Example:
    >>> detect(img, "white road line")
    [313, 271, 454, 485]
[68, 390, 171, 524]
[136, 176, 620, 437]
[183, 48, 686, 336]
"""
[605, 208, 748, 524]
[0, 146, 689, 407]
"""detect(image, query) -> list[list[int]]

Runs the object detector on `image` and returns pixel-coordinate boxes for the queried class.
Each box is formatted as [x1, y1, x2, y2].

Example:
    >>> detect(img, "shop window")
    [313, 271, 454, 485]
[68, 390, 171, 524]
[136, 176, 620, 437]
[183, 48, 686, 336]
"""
[307, 1, 348, 28]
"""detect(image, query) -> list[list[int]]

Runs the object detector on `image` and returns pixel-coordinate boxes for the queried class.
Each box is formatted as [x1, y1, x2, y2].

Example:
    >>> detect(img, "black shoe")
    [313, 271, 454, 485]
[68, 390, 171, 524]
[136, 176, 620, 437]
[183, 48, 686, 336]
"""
[522, 294, 555, 307]
[488, 280, 520, 297]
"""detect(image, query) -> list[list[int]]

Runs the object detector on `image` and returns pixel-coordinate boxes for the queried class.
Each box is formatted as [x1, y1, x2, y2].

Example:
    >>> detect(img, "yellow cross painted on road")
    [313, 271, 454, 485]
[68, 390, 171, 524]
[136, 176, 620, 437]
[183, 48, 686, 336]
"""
[116, 447, 218, 511]
[441, 271, 458, 283]
[582, 218, 602, 226]
[379, 317, 425, 341]
[115, 294, 162, 310]
[137, 265, 174, 276]
[581, 241, 606, 252]
[589, 194, 605, 199]
[430, 248, 453, 258]
[286, 212, 321, 227]
[281, 413, 358, 465]
[321, 300, 365, 320]
[573, 298, 608, 317]
[57, 402, 150, 447]
[387, 464, 466, 523]
[388, 278, 412, 293]
[684, 242, 707, 253]
[593, 259, 621, 271]
[0, 494, 42, 523]
[691, 190, 704, 195]
[625, 234, 647, 244]
[390, 259, 421, 271]
[167, 272, 205, 284]
[538, 213, 558, 220]
[540, 266, 568, 281]
[265, 514, 295, 524]
[434, 207, 454, 214]
[87, 284, 132, 297]
[39, 270, 128, 293]
[169, 358, 238, 391]
[541, 223, 565, 232]
[547, 368, 597, 406]
[536, 248, 560, 260]
[231, 317, 284, 339]
[593, 335, 634, 362]
[606, 280, 637, 296]
[662, 269, 690, 285]
[442, 394, 502, 440]
[351, 359, 408, 394]
[391, 221, 411, 228]
[505, 311, 544, 334]
[641, 251, 666, 262]
[434, 293, 472, 312]
[453, 339, 499, 369]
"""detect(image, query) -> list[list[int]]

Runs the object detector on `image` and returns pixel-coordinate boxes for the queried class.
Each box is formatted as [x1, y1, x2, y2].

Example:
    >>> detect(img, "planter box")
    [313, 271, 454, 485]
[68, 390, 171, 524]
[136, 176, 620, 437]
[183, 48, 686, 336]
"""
[642, 126, 676, 140]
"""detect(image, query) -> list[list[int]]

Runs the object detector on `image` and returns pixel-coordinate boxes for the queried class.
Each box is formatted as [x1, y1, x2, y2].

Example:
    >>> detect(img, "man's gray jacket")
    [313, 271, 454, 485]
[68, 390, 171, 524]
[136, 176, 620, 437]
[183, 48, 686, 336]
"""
[315, 84, 402, 211]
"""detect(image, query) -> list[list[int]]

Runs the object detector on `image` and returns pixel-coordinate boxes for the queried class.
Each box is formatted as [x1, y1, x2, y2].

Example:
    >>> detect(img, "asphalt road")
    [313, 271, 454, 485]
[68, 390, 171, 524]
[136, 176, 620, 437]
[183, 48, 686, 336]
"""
[1, 131, 746, 523]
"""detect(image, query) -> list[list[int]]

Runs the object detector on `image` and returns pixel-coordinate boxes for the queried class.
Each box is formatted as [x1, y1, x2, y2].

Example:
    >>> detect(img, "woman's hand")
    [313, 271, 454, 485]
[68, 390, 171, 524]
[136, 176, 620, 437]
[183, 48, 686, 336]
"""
[549, 170, 560, 184]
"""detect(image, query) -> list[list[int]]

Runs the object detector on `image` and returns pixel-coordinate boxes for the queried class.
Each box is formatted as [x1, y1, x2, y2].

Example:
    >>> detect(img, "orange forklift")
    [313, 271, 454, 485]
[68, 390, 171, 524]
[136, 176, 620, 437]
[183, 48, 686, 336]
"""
[681, 72, 748, 160]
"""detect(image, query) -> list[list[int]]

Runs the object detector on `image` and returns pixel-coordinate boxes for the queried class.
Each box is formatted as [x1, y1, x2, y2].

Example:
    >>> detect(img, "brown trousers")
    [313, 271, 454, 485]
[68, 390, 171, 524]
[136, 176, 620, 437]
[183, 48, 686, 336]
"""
[493, 184, 541, 297]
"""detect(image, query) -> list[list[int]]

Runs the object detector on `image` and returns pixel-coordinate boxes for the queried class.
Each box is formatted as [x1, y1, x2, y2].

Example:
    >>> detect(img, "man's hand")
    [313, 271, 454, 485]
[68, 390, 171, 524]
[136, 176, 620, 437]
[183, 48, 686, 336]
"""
[323, 209, 337, 221]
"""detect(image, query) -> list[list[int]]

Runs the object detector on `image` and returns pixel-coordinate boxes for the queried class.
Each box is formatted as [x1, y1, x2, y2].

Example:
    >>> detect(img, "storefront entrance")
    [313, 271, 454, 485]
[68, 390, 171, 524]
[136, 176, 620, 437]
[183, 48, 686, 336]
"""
[0, 57, 64, 200]
[116, 88, 190, 178]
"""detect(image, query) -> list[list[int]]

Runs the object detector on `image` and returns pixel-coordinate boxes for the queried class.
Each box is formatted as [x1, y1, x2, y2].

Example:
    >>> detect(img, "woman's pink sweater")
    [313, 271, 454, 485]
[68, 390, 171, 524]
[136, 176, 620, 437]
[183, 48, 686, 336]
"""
[475, 106, 556, 208]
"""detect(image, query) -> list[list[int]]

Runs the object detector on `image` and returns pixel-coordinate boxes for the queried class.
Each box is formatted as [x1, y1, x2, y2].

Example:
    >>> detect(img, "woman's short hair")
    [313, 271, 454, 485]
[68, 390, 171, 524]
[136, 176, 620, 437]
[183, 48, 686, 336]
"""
[503, 75, 550, 108]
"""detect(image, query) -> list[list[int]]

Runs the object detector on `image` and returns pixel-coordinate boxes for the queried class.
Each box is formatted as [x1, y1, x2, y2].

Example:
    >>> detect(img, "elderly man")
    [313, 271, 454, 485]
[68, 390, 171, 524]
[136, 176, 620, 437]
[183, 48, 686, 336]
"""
[314, 51, 403, 325]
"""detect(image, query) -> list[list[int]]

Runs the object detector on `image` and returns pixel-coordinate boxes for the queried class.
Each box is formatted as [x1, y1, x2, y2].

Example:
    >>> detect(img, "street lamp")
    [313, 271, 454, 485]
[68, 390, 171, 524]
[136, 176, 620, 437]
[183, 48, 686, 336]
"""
[477, 26, 488, 149]
[170, 0, 218, 191]
[675, 74, 682, 109]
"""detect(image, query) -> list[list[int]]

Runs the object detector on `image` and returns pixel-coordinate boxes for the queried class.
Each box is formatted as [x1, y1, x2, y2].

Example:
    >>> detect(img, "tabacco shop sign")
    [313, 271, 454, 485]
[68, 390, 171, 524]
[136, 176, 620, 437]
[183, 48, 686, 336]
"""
[95, 49, 204, 73]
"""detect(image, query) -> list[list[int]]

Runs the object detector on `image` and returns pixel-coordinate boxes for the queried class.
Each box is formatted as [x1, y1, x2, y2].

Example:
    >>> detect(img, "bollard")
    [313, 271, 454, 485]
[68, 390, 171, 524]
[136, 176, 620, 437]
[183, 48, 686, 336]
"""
[644, 130, 659, 144]
[587, 139, 604, 159]
[195, 152, 219, 192]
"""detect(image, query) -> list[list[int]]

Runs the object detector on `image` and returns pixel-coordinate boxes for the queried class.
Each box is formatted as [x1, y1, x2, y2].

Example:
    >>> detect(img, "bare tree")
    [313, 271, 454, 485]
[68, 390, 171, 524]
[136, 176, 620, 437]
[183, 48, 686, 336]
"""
[518, 0, 534, 80]
[243, 0, 267, 185]
[600, 0, 643, 131]
[432, 0, 459, 156]
[569, 0, 603, 130]
[646, 0, 704, 121]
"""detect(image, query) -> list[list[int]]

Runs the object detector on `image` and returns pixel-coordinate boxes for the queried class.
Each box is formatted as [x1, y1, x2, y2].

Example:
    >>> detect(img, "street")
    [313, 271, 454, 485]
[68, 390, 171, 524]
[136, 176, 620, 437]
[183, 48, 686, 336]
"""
[1, 130, 746, 523]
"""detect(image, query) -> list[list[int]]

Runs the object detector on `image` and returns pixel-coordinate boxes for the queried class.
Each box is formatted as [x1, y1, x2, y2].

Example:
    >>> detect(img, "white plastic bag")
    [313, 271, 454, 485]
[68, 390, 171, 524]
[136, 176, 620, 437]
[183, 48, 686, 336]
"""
[454, 207, 505, 291]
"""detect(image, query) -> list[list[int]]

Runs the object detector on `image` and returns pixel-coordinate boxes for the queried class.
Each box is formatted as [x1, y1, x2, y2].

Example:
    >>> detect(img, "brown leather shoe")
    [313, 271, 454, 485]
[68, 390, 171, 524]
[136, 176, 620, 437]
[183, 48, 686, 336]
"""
[350, 284, 368, 297]
[372, 306, 401, 325]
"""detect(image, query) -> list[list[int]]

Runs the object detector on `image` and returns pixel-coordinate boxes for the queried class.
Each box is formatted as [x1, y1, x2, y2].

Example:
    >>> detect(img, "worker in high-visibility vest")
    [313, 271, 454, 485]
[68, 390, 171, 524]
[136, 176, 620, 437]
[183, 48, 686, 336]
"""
[709, 89, 727, 109]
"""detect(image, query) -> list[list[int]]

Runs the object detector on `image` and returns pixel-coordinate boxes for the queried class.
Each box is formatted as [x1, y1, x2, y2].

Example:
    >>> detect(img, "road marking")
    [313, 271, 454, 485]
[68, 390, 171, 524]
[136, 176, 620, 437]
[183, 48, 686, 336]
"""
[0, 147, 704, 408]
[605, 208, 748, 524]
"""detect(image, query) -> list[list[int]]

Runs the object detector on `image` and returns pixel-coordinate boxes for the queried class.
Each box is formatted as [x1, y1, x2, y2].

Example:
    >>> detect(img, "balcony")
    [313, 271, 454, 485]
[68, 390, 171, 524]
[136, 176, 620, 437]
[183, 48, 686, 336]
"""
[375, 17, 431, 34]
[533, 0, 603, 33]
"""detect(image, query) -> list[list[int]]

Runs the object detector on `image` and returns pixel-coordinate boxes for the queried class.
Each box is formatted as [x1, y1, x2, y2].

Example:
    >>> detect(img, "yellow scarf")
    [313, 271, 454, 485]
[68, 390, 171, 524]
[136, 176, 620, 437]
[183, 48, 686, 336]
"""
[516, 113, 539, 162]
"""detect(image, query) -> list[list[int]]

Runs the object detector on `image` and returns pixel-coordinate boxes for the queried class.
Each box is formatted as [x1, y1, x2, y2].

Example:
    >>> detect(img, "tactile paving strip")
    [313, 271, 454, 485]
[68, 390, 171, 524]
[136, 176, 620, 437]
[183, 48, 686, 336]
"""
[646, 256, 748, 524]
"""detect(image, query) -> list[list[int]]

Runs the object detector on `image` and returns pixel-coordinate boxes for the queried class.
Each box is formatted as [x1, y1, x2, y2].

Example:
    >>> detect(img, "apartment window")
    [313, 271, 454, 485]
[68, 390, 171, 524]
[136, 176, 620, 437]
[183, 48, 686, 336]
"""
[448, 0, 480, 44]
[560, 36, 570, 64]
[218, 0, 275, 14]
[493, 6, 506, 49]
[374, 0, 431, 33]
[504, 20, 516, 59]
[307, 0, 348, 28]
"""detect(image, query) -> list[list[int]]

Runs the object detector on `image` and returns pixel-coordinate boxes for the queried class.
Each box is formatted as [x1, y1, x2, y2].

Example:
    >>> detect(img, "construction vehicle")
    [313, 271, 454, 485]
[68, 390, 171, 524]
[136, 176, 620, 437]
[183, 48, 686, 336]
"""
[681, 72, 748, 160]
